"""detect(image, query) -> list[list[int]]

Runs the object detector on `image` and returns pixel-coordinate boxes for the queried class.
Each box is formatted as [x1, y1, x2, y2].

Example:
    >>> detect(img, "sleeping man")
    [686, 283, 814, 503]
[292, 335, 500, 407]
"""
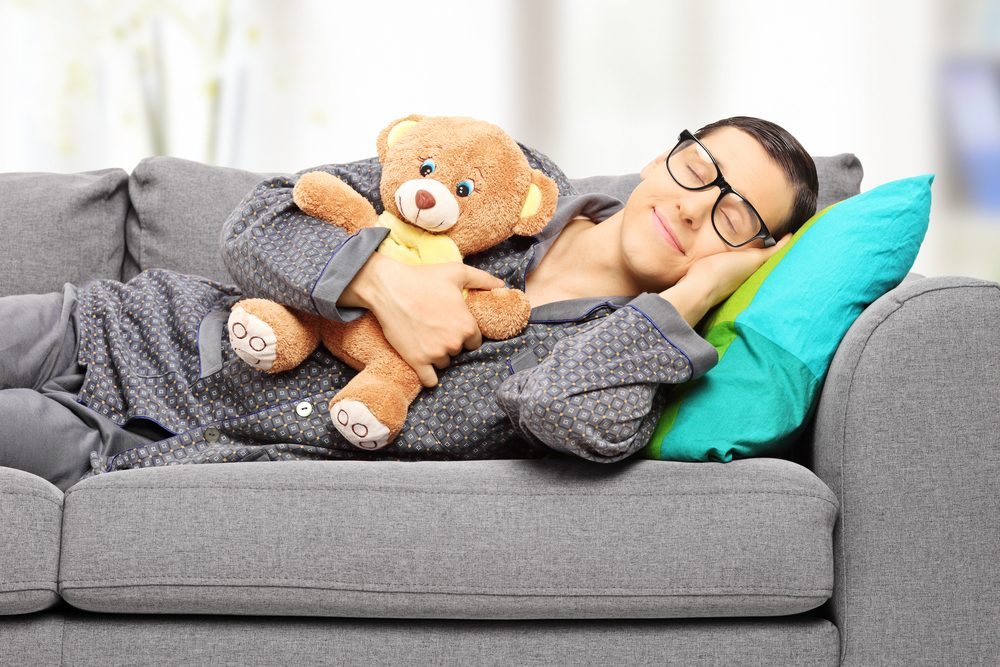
[0, 116, 817, 491]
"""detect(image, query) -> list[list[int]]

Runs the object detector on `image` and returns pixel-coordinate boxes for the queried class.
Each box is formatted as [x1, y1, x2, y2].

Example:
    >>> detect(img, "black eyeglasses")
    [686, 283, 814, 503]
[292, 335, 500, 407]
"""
[665, 129, 775, 248]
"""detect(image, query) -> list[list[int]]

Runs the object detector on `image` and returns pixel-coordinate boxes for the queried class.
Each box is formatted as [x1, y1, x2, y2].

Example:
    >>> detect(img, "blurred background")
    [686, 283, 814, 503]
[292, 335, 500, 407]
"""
[1, 0, 997, 280]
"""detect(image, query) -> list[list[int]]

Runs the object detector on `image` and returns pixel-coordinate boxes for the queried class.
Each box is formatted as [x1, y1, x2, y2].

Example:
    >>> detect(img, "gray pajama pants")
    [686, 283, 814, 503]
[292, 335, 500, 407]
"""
[0, 283, 170, 491]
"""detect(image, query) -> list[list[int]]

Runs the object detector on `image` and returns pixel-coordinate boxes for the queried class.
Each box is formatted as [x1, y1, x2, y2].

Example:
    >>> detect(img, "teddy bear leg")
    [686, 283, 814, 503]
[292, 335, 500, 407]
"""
[327, 366, 417, 450]
[228, 299, 321, 373]
[320, 314, 422, 450]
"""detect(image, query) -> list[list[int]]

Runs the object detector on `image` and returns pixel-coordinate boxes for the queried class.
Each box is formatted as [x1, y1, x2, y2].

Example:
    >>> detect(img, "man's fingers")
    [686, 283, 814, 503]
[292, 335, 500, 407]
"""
[415, 364, 438, 388]
[462, 266, 505, 291]
[463, 327, 483, 352]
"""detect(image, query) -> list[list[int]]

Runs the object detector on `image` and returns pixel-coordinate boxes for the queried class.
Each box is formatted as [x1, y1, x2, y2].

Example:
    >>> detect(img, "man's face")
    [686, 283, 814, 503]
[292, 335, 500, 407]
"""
[620, 126, 795, 290]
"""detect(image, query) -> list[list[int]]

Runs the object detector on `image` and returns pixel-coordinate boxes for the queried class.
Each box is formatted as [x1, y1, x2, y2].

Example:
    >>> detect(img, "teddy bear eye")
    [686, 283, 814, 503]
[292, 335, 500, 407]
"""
[456, 179, 475, 197]
[420, 159, 436, 176]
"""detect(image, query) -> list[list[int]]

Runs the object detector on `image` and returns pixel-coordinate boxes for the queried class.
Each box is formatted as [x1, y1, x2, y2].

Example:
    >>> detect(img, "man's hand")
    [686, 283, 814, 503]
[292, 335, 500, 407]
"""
[660, 234, 791, 327]
[340, 253, 504, 388]
[688, 233, 792, 306]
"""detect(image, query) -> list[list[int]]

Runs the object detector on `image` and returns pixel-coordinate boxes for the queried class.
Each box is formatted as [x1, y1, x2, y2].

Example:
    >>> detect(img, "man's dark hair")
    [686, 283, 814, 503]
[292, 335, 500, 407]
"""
[695, 116, 818, 238]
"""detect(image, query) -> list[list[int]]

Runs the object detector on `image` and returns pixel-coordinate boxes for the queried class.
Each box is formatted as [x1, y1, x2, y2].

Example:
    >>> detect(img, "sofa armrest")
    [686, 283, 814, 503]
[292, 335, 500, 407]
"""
[810, 276, 1000, 665]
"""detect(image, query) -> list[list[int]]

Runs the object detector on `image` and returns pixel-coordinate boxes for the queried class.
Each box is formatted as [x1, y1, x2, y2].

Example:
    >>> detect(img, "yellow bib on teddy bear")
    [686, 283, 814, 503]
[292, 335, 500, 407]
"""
[375, 210, 463, 265]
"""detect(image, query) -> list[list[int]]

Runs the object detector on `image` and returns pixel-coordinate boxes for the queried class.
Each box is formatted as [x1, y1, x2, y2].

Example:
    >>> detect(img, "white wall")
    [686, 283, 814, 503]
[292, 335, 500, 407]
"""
[1, 0, 995, 279]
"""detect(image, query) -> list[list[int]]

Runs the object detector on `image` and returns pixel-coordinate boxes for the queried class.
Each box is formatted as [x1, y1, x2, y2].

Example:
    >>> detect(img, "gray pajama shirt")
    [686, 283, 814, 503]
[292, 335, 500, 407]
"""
[68, 159, 717, 479]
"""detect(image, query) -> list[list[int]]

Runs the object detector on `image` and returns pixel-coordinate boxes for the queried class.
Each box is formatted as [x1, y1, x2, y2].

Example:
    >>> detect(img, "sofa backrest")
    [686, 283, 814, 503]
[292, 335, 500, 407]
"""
[0, 168, 129, 297]
[0, 153, 864, 298]
[122, 157, 285, 285]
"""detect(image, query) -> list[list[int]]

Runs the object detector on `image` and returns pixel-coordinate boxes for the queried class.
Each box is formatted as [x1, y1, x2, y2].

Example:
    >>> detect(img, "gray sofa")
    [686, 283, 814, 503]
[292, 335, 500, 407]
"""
[1, 156, 997, 666]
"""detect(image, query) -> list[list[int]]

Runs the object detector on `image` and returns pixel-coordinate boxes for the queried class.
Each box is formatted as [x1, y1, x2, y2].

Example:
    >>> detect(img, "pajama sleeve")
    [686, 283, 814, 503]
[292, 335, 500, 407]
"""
[495, 292, 719, 463]
[219, 163, 391, 323]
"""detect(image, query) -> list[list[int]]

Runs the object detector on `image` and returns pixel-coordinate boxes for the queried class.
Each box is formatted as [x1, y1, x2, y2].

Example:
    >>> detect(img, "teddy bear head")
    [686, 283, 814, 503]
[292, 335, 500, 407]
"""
[374, 114, 559, 256]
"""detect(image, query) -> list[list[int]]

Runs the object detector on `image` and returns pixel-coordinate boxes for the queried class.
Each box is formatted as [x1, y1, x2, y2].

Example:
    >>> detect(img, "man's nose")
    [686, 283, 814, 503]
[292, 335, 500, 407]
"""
[415, 189, 436, 210]
[677, 190, 716, 227]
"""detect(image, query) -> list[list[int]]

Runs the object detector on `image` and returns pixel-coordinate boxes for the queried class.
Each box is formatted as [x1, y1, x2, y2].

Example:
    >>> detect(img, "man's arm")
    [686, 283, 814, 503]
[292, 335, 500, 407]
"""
[493, 231, 794, 462]
[495, 293, 718, 462]
[219, 169, 390, 323]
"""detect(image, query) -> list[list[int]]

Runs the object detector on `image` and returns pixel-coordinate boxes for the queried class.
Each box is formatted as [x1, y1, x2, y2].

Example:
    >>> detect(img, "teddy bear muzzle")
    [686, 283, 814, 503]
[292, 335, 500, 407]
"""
[394, 178, 460, 231]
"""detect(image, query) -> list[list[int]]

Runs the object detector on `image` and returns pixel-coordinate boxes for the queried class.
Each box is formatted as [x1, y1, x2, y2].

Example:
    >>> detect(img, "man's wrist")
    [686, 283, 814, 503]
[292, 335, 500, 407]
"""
[658, 280, 712, 328]
[338, 252, 387, 310]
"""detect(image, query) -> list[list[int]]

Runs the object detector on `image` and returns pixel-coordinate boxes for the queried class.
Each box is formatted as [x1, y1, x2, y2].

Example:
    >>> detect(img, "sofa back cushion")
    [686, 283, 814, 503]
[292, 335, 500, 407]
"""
[124, 157, 284, 284]
[0, 168, 128, 297]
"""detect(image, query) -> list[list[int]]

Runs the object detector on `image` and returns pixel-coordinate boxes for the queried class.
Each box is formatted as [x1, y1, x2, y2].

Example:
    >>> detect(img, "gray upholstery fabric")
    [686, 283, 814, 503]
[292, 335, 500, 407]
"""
[570, 153, 864, 214]
[813, 276, 1000, 666]
[0, 467, 63, 615]
[812, 154, 865, 210]
[0, 168, 128, 297]
[0, 614, 63, 666]
[124, 156, 283, 284]
[0, 612, 839, 666]
[59, 457, 837, 619]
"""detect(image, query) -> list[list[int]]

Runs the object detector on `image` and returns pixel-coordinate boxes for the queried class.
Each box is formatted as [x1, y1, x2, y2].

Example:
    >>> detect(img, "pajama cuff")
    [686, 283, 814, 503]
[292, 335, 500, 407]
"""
[310, 226, 391, 323]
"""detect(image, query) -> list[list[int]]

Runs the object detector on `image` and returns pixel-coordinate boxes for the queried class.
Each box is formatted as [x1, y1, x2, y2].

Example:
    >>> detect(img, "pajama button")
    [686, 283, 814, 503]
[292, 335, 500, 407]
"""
[296, 401, 313, 417]
[204, 427, 220, 443]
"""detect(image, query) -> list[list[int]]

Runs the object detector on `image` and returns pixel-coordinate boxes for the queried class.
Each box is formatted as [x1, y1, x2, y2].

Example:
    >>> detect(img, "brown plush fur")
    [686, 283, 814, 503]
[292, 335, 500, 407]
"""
[231, 114, 558, 449]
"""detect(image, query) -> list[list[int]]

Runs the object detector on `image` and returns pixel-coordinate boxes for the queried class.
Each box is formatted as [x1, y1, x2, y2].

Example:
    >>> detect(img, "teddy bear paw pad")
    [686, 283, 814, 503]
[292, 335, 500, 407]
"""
[330, 400, 391, 450]
[228, 305, 278, 371]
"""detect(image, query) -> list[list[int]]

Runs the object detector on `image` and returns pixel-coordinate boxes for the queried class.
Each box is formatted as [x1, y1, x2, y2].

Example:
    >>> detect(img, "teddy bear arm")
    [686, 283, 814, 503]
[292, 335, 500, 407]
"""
[292, 171, 379, 234]
[465, 288, 532, 340]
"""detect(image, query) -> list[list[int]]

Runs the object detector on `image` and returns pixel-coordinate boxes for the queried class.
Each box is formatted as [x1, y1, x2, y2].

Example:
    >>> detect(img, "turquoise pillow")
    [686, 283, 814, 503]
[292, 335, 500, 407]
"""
[641, 175, 933, 462]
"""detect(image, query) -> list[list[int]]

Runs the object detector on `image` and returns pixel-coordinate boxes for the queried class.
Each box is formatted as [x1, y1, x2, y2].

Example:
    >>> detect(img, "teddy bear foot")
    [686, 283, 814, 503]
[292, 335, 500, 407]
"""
[228, 305, 277, 371]
[330, 399, 392, 450]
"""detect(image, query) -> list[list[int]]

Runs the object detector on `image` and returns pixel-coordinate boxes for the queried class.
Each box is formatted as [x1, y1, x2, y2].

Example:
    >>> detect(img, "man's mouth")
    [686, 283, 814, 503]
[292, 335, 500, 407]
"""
[651, 209, 684, 253]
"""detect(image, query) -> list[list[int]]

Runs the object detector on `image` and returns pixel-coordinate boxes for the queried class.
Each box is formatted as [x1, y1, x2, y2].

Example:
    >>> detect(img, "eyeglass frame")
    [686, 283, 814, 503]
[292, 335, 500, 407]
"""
[665, 129, 776, 248]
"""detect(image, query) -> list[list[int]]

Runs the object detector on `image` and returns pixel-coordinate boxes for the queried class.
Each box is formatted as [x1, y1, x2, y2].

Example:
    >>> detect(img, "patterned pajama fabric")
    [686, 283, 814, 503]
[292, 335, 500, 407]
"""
[73, 151, 717, 479]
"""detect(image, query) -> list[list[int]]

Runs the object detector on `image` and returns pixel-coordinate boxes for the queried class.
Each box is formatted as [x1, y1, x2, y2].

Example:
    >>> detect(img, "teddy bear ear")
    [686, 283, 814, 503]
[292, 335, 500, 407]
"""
[512, 169, 559, 237]
[376, 114, 426, 158]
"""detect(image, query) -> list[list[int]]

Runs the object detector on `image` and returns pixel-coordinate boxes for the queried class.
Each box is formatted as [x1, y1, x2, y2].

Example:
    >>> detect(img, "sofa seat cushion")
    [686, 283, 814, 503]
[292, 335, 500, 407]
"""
[59, 458, 837, 619]
[0, 467, 63, 615]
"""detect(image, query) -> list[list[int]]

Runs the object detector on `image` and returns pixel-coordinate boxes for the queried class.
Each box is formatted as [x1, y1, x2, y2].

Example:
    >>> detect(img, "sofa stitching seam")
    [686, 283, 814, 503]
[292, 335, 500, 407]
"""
[137, 170, 146, 271]
[0, 491, 63, 509]
[56, 579, 835, 594]
[63, 487, 839, 509]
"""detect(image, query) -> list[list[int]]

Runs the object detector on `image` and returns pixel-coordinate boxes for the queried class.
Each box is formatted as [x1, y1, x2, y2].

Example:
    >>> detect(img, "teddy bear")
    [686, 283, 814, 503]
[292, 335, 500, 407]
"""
[226, 114, 558, 451]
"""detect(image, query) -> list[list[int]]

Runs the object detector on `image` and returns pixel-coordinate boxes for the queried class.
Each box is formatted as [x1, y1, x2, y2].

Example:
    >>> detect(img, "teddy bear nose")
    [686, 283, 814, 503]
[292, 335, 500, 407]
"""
[415, 189, 437, 210]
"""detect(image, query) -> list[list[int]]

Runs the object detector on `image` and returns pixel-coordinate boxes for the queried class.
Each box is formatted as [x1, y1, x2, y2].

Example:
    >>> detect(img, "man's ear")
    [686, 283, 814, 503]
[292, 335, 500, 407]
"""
[639, 150, 670, 180]
[512, 170, 558, 237]
[376, 114, 426, 159]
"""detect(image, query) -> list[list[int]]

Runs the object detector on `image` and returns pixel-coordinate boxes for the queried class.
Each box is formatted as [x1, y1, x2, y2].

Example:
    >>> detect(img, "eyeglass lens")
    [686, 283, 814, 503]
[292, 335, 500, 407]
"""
[667, 139, 763, 246]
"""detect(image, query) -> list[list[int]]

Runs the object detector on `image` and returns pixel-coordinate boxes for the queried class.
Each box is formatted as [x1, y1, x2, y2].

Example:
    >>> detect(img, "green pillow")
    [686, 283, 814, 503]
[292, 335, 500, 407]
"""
[641, 175, 933, 462]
